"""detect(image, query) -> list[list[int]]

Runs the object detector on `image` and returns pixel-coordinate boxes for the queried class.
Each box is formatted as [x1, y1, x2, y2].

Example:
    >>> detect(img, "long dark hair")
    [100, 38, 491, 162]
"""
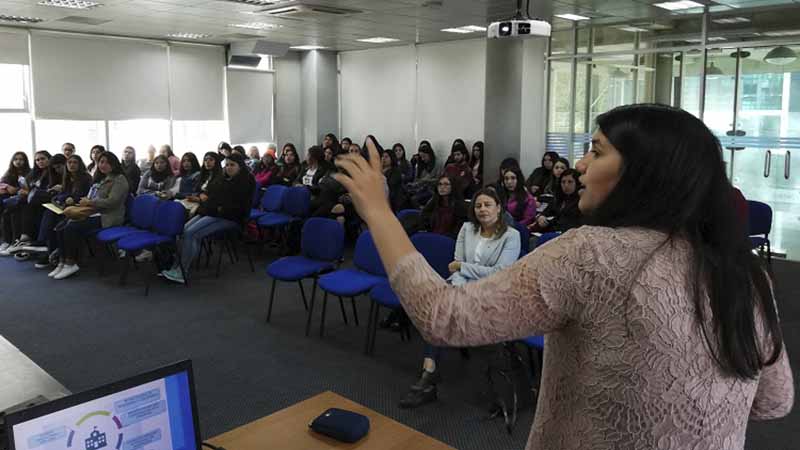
[148, 155, 172, 183]
[500, 166, 529, 220]
[450, 141, 469, 166]
[198, 151, 222, 186]
[589, 104, 781, 379]
[471, 141, 484, 174]
[430, 174, 461, 208]
[63, 155, 89, 193]
[417, 141, 436, 173]
[28, 150, 52, 184]
[180, 153, 200, 177]
[324, 133, 341, 154]
[3, 151, 30, 184]
[93, 152, 124, 183]
[87, 145, 105, 172]
[468, 187, 508, 238]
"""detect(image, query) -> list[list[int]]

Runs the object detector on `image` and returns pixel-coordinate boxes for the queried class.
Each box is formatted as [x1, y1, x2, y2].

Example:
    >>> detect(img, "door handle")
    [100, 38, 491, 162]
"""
[764, 150, 771, 178]
[786, 150, 791, 180]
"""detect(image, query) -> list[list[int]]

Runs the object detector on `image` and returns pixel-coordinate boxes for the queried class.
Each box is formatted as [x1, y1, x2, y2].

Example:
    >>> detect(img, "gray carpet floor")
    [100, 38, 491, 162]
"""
[0, 247, 797, 450]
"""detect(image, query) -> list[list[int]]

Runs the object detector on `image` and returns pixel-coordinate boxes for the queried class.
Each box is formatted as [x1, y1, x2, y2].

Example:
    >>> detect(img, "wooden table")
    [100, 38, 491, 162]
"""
[208, 391, 454, 450]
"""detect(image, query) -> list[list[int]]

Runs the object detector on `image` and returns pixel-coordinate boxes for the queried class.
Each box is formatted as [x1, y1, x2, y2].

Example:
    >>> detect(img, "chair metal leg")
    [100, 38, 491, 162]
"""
[319, 291, 328, 337]
[266, 278, 278, 322]
[337, 296, 348, 325]
[215, 241, 225, 278]
[350, 297, 360, 326]
[364, 301, 376, 355]
[144, 250, 160, 297]
[304, 280, 317, 337]
[244, 240, 255, 273]
[177, 249, 189, 288]
[369, 304, 381, 355]
[297, 280, 309, 311]
[119, 254, 132, 285]
[226, 239, 236, 264]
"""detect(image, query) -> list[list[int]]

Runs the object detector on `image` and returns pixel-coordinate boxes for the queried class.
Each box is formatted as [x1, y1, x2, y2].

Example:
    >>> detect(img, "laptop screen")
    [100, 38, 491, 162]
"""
[5, 361, 200, 450]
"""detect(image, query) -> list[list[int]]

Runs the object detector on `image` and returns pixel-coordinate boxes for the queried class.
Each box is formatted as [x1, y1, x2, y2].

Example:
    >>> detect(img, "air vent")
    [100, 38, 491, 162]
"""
[0, 14, 44, 23]
[254, 3, 361, 18]
[229, 54, 262, 67]
[56, 15, 111, 25]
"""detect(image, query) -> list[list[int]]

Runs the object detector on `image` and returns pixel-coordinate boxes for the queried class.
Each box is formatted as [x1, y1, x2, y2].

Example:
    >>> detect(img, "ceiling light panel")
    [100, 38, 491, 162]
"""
[653, 0, 704, 10]
[0, 14, 44, 23]
[555, 13, 591, 21]
[291, 45, 328, 50]
[167, 32, 212, 39]
[229, 22, 283, 30]
[356, 37, 400, 43]
[711, 16, 750, 24]
[37, 0, 102, 9]
[441, 25, 487, 34]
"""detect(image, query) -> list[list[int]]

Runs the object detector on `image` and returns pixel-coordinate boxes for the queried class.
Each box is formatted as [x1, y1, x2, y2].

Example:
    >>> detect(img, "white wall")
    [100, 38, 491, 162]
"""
[339, 39, 486, 160]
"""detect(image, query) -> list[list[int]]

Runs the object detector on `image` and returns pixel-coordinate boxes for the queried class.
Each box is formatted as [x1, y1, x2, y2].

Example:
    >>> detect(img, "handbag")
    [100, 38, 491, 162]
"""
[308, 408, 369, 443]
[63, 205, 97, 221]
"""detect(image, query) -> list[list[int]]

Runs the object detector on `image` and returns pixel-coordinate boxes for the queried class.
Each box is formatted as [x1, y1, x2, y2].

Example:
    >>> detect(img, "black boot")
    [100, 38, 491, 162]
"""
[410, 369, 441, 392]
[398, 384, 437, 409]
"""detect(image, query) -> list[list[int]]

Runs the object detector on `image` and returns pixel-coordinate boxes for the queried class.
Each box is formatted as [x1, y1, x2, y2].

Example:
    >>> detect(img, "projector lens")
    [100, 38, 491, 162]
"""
[499, 21, 512, 36]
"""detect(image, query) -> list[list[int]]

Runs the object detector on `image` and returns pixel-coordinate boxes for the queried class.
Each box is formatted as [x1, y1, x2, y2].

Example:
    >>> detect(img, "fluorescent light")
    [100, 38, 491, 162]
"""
[762, 30, 800, 37]
[356, 37, 400, 44]
[555, 13, 591, 21]
[708, 36, 727, 41]
[291, 45, 328, 50]
[229, 22, 282, 30]
[711, 16, 750, 24]
[653, 0, 704, 11]
[442, 25, 487, 33]
[0, 14, 44, 23]
[617, 26, 649, 32]
[167, 32, 212, 39]
[37, 0, 102, 9]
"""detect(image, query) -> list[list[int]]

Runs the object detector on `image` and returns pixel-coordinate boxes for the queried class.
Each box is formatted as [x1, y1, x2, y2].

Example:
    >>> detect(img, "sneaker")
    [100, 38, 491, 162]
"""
[53, 264, 80, 280]
[21, 244, 48, 253]
[48, 249, 60, 265]
[135, 249, 153, 262]
[34, 257, 52, 269]
[7, 239, 31, 254]
[117, 249, 127, 259]
[398, 385, 437, 409]
[14, 251, 30, 262]
[161, 268, 185, 284]
[0, 240, 19, 256]
[0, 242, 9, 253]
[48, 263, 65, 278]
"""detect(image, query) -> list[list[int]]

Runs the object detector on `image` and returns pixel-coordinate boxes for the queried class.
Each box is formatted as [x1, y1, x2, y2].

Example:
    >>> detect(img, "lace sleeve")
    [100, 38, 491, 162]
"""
[750, 345, 794, 420]
[388, 229, 590, 347]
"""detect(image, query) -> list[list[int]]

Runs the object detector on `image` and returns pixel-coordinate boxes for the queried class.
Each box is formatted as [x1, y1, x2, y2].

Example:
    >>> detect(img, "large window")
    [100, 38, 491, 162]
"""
[0, 64, 28, 110]
[173, 120, 228, 157]
[108, 120, 170, 158]
[0, 63, 31, 164]
[35, 120, 106, 160]
[0, 113, 32, 164]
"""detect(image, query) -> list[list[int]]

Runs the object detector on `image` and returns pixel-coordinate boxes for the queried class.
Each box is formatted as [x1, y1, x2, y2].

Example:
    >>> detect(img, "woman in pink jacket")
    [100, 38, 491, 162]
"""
[499, 166, 537, 227]
[159, 144, 181, 177]
[333, 105, 793, 450]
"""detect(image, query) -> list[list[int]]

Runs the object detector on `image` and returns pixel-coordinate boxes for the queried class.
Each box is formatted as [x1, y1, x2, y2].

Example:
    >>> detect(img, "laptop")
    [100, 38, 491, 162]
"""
[3, 361, 201, 450]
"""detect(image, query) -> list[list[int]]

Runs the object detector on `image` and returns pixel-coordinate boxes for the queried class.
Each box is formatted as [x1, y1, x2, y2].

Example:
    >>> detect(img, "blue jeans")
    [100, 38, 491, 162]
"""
[179, 215, 238, 274]
[423, 344, 443, 364]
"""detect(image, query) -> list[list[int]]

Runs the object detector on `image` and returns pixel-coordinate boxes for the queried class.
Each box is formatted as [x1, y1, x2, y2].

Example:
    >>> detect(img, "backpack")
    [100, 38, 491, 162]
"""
[482, 342, 537, 434]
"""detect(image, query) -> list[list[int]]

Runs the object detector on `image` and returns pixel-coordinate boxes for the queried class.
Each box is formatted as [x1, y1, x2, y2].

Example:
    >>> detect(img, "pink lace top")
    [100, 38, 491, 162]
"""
[388, 226, 794, 450]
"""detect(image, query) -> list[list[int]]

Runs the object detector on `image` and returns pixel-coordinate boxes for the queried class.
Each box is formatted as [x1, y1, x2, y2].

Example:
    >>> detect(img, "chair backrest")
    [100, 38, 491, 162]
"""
[252, 184, 265, 208]
[747, 200, 772, 236]
[411, 232, 456, 279]
[512, 221, 530, 258]
[261, 185, 288, 212]
[396, 209, 421, 221]
[129, 194, 160, 230]
[533, 231, 561, 250]
[302, 218, 345, 262]
[283, 186, 311, 218]
[123, 194, 135, 221]
[153, 200, 187, 237]
[354, 230, 386, 277]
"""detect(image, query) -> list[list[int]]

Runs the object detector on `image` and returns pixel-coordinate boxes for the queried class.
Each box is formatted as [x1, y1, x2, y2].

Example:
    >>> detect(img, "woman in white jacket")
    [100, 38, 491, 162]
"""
[399, 187, 520, 408]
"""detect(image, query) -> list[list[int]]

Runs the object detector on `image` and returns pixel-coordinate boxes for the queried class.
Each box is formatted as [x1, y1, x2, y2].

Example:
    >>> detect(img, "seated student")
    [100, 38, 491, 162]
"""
[15, 154, 67, 256]
[137, 145, 156, 172]
[525, 150, 558, 195]
[322, 133, 340, 155]
[530, 168, 582, 233]
[499, 166, 537, 227]
[297, 146, 332, 189]
[175, 153, 201, 199]
[159, 144, 181, 177]
[399, 188, 521, 408]
[254, 153, 279, 187]
[420, 174, 468, 239]
[179, 152, 222, 210]
[1, 151, 57, 255]
[247, 146, 260, 172]
[87, 145, 106, 177]
[34, 155, 92, 268]
[443, 141, 473, 197]
[393, 143, 414, 185]
[470, 141, 484, 189]
[540, 157, 569, 198]
[61, 142, 76, 158]
[161, 153, 255, 284]
[407, 141, 441, 207]
[323, 146, 336, 163]
[121, 146, 141, 195]
[488, 157, 520, 193]
[232, 145, 246, 158]
[218, 142, 233, 159]
[49, 152, 130, 280]
[0, 152, 31, 252]
[137, 155, 177, 198]
[270, 143, 301, 186]
[381, 148, 405, 211]
[340, 137, 352, 153]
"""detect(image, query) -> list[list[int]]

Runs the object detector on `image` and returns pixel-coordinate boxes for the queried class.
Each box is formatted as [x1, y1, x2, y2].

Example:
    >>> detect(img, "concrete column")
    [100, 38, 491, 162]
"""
[299, 50, 338, 154]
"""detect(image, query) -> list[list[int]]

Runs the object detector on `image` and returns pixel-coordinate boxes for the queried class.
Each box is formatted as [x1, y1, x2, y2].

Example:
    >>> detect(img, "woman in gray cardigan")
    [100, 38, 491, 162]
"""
[50, 152, 129, 280]
[399, 187, 521, 408]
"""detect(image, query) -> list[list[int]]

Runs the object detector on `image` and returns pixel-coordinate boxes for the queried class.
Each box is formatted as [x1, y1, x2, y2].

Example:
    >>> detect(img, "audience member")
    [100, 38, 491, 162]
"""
[381, 148, 404, 211]
[158, 145, 180, 177]
[254, 153, 279, 187]
[137, 155, 177, 198]
[525, 150, 559, 195]
[61, 142, 76, 158]
[182, 152, 222, 205]
[121, 146, 141, 195]
[341, 137, 352, 152]
[271, 143, 301, 186]
[399, 187, 520, 408]
[322, 133, 341, 155]
[393, 143, 414, 184]
[1, 151, 56, 255]
[87, 145, 106, 176]
[247, 146, 260, 171]
[489, 157, 520, 193]
[500, 166, 537, 227]
[49, 152, 129, 280]
[137, 145, 156, 172]
[161, 153, 254, 284]
[531, 168, 582, 233]
[470, 141, 484, 189]
[176, 153, 201, 199]
[323, 146, 336, 163]
[218, 142, 233, 159]
[443, 141, 473, 196]
[407, 141, 441, 206]
[298, 146, 331, 189]
[232, 145, 246, 157]
[420, 174, 468, 239]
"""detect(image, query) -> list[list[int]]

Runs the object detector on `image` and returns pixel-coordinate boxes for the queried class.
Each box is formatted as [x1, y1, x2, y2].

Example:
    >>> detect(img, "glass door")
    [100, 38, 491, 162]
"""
[719, 45, 800, 260]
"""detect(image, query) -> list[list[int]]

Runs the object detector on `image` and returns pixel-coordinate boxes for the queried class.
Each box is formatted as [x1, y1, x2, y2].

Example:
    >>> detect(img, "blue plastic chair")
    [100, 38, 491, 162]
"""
[95, 194, 158, 244]
[265, 218, 345, 332]
[396, 208, 421, 221]
[250, 185, 287, 221]
[533, 231, 561, 250]
[116, 200, 187, 294]
[257, 186, 311, 228]
[316, 231, 386, 337]
[364, 233, 456, 355]
[747, 200, 772, 263]
[519, 335, 545, 397]
[512, 221, 531, 257]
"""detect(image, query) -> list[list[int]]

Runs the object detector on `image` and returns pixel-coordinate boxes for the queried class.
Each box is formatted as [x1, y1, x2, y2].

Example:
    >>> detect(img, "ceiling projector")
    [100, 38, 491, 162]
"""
[488, 0, 551, 38]
[488, 19, 551, 38]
